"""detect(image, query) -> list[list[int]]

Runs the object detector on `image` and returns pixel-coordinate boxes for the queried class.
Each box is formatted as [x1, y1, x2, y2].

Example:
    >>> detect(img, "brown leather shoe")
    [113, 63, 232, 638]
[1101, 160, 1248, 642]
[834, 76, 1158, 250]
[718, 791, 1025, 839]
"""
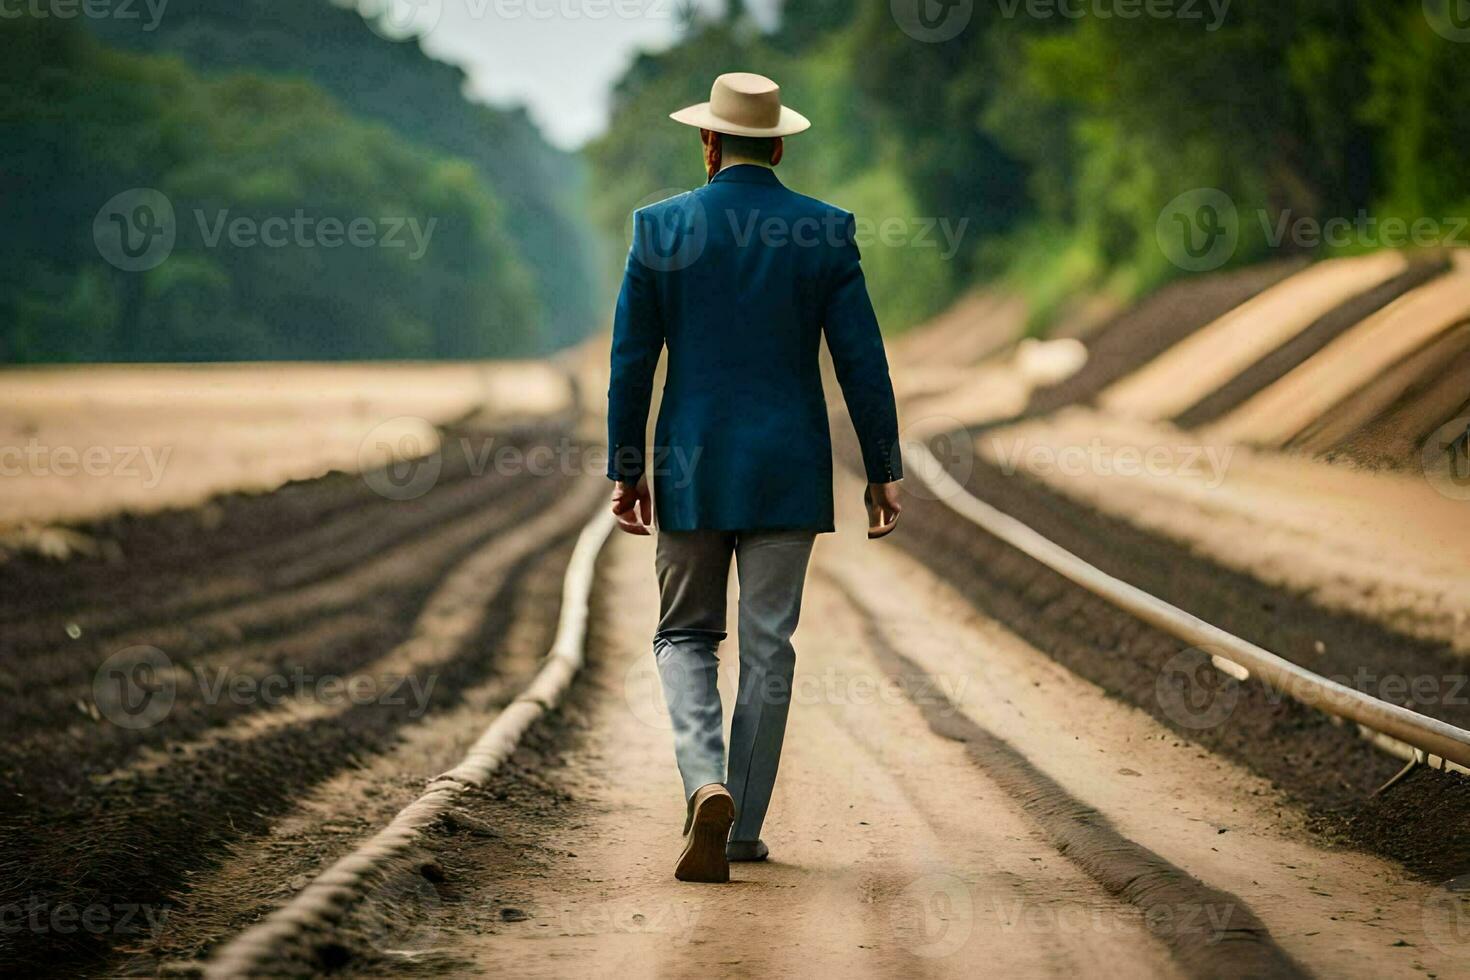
[675, 784, 735, 883]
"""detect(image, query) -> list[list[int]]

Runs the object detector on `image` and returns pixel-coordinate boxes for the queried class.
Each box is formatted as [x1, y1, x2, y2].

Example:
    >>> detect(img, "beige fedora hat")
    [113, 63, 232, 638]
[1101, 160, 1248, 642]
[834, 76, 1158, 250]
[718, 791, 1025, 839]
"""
[670, 72, 811, 138]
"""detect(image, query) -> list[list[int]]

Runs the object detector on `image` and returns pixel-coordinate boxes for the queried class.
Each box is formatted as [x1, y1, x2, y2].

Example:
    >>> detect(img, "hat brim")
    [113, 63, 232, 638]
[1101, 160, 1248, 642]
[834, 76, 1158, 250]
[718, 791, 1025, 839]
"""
[669, 102, 811, 138]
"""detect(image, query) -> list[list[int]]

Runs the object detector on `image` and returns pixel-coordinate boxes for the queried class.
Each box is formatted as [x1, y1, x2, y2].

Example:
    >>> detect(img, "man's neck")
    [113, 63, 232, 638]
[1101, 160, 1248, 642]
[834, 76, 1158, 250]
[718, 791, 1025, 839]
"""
[718, 157, 772, 173]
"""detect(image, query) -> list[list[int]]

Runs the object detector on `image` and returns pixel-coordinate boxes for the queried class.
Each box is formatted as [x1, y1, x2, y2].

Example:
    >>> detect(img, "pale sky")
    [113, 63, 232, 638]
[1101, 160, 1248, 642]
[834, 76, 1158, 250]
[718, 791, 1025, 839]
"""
[356, 0, 782, 150]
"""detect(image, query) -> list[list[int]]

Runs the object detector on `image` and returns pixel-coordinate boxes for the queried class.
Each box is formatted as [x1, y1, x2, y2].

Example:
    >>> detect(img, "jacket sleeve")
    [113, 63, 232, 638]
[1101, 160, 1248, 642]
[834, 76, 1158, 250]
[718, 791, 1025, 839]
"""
[606, 212, 664, 483]
[823, 212, 903, 484]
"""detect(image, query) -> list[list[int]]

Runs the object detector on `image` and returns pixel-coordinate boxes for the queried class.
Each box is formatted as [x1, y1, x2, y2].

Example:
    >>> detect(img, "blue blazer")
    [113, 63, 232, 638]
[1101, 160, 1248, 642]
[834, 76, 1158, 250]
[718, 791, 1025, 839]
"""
[606, 164, 902, 533]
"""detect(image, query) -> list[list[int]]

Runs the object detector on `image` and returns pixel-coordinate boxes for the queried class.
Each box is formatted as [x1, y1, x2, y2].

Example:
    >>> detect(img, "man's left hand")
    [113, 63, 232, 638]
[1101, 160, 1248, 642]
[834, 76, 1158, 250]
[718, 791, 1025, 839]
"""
[611, 478, 653, 536]
[865, 480, 902, 539]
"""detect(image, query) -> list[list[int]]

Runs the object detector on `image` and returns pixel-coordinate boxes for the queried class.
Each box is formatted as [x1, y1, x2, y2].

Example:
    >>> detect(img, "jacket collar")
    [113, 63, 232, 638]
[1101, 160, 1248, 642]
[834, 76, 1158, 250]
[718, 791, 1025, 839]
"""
[709, 163, 783, 187]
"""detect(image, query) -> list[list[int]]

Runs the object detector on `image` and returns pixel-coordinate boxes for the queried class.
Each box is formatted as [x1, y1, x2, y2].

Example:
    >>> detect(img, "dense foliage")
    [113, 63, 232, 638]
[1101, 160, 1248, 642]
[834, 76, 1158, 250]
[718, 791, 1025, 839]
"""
[590, 0, 1470, 332]
[87, 0, 602, 350]
[1, 7, 597, 362]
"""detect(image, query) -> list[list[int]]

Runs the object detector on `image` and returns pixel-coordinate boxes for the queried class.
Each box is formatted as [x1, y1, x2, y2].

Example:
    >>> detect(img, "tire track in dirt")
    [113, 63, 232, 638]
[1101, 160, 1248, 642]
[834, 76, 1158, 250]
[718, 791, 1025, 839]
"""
[822, 571, 1305, 980]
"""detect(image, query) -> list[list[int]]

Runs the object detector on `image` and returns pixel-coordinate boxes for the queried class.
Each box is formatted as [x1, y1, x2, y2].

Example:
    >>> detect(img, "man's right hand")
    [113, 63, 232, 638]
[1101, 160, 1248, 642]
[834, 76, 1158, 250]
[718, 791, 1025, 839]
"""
[864, 481, 902, 539]
[611, 477, 653, 536]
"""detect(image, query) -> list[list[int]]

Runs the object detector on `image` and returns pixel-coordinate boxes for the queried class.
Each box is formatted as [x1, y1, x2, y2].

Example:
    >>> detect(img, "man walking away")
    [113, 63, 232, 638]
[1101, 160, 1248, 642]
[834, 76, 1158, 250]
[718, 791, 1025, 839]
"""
[606, 72, 904, 883]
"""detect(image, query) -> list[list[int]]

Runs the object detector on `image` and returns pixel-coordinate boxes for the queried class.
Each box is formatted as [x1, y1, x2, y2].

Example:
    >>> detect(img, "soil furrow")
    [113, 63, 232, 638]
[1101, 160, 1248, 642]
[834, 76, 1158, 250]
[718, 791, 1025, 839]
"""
[3, 471, 551, 711]
[0, 427, 559, 652]
[0, 474, 589, 978]
[887, 448, 1470, 879]
[1172, 256, 1452, 429]
[1023, 261, 1306, 418]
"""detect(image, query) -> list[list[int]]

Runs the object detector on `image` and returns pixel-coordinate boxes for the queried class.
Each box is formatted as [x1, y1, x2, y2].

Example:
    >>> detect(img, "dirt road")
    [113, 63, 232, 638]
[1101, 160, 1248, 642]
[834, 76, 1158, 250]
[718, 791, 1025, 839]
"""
[380, 477, 1460, 979]
[7, 250, 1470, 976]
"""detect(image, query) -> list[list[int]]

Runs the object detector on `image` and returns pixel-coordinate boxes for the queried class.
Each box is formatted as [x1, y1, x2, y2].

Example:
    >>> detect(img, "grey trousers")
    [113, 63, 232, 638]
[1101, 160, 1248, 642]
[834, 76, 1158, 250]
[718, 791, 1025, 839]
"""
[654, 529, 816, 843]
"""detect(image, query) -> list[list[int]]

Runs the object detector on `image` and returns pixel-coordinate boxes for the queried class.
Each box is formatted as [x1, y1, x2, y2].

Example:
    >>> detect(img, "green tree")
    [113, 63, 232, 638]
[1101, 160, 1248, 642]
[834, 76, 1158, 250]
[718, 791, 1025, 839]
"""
[0, 18, 539, 362]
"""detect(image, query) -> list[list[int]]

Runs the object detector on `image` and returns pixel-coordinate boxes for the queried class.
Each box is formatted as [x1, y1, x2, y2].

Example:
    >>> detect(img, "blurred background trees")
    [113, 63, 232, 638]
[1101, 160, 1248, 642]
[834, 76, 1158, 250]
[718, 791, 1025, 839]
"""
[1, 5, 598, 361]
[3, 0, 1467, 360]
[591, 0, 1470, 333]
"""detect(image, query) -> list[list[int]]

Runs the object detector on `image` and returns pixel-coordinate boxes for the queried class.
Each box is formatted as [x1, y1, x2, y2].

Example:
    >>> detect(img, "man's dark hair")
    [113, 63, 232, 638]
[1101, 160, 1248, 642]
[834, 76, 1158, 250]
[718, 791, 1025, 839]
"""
[720, 134, 779, 163]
